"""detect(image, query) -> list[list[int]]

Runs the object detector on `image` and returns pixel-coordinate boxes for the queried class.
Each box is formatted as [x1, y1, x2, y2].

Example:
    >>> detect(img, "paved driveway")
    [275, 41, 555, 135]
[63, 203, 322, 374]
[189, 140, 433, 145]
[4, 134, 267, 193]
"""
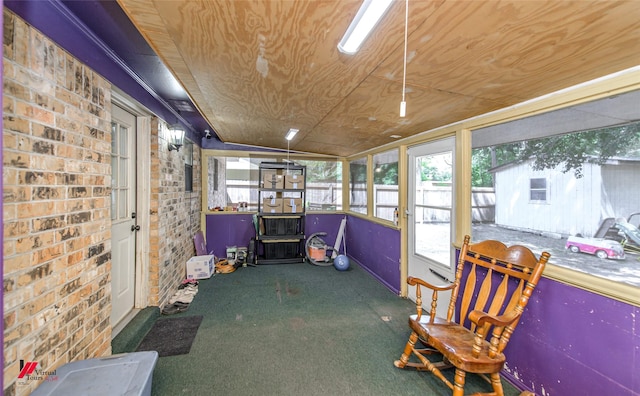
[472, 223, 640, 287]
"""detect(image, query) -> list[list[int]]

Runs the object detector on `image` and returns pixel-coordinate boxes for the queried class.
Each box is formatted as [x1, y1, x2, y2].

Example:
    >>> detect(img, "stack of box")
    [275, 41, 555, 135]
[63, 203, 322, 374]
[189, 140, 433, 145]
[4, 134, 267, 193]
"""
[186, 255, 215, 279]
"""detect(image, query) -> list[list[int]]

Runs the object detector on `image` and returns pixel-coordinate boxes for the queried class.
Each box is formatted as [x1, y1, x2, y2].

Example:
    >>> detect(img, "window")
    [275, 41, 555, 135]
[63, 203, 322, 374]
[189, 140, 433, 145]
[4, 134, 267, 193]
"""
[471, 90, 640, 291]
[296, 159, 342, 211]
[205, 155, 342, 212]
[529, 178, 547, 201]
[206, 156, 268, 211]
[349, 157, 367, 214]
[184, 140, 193, 192]
[373, 149, 398, 222]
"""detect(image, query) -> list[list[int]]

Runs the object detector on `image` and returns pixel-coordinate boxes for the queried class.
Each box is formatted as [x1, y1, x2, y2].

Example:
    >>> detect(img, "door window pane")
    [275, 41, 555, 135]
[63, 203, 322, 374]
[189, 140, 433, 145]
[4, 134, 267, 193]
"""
[414, 150, 453, 267]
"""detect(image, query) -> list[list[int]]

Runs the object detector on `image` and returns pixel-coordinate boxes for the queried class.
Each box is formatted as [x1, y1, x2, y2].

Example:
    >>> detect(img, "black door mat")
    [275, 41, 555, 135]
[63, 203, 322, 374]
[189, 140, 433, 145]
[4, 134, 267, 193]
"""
[136, 315, 203, 357]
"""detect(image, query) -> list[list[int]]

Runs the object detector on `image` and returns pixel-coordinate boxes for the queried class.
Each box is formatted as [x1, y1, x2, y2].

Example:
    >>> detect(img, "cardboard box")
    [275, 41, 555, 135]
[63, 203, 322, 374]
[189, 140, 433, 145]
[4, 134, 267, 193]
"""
[284, 174, 305, 189]
[282, 198, 303, 213]
[262, 198, 283, 213]
[186, 255, 215, 279]
[262, 172, 284, 189]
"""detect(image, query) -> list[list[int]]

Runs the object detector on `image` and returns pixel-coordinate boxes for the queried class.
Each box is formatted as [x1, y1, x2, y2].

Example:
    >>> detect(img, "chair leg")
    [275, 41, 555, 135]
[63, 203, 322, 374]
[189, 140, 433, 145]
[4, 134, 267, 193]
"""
[453, 369, 466, 396]
[490, 372, 504, 396]
[394, 331, 419, 368]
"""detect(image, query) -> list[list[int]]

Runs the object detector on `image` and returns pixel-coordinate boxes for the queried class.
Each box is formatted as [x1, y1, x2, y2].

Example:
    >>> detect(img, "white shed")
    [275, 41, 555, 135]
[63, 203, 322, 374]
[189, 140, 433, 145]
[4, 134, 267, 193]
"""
[491, 157, 640, 237]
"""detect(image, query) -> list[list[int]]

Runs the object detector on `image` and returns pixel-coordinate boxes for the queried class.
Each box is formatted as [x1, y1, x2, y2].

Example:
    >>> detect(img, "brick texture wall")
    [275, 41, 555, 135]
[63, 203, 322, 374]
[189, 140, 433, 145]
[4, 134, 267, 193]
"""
[3, 10, 202, 395]
[149, 120, 201, 307]
[3, 11, 112, 395]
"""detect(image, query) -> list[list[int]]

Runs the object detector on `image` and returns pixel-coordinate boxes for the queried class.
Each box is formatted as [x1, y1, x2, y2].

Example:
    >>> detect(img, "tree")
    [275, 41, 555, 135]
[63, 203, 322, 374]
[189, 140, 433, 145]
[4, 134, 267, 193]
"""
[419, 155, 452, 182]
[373, 163, 398, 185]
[471, 143, 522, 187]
[519, 122, 640, 178]
[471, 122, 640, 186]
[300, 160, 341, 182]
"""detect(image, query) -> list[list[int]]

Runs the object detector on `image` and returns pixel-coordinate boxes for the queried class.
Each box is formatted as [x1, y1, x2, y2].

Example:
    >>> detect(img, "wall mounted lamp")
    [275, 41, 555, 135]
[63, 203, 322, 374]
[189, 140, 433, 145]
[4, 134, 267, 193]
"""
[168, 124, 185, 152]
[337, 0, 394, 55]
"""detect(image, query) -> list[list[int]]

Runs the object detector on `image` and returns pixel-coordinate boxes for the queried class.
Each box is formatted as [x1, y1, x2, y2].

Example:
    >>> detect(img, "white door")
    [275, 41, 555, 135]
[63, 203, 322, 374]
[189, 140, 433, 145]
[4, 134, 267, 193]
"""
[110, 105, 137, 327]
[407, 137, 456, 317]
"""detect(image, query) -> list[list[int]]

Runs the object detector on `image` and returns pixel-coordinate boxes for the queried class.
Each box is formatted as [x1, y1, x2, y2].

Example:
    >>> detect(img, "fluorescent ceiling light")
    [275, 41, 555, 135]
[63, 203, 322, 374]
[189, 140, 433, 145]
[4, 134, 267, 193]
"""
[285, 128, 299, 140]
[337, 0, 394, 54]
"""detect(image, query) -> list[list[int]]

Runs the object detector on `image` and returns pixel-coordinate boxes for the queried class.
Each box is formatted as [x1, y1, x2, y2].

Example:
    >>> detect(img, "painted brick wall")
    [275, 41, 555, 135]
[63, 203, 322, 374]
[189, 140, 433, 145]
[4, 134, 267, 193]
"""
[3, 11, 112, 395]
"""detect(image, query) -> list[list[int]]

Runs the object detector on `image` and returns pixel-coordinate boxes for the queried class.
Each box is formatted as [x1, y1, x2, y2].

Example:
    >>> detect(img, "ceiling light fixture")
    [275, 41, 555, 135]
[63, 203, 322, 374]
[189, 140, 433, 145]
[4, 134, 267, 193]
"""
[285, 128, 299, 166]
[337, 0, 394, 55]
[400, 0, 408, 117]
[285, 128, 299, 141]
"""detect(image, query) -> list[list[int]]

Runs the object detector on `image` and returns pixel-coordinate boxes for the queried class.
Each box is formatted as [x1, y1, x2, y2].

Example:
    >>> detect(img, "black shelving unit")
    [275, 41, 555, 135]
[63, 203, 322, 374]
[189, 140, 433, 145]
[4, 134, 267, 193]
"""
[255, 162, 306, 264]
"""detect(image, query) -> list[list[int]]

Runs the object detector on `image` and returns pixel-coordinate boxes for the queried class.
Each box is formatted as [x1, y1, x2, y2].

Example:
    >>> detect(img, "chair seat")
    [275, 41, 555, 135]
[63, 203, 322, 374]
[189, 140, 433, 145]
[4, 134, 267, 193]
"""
[409, 315, 506, 373]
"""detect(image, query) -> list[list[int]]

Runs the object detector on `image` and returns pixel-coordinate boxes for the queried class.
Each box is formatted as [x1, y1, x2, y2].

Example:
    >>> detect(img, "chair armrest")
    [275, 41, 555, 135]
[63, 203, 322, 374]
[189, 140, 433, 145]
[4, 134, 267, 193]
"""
[407, 277, 456, 322]
[407, 276, 455, 292]
[468, 310, 520, 327]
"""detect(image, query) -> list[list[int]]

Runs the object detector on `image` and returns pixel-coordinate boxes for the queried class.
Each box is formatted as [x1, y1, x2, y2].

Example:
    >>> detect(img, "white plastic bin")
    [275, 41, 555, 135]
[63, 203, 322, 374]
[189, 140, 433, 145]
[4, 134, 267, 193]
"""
[31, 351, 158, 396]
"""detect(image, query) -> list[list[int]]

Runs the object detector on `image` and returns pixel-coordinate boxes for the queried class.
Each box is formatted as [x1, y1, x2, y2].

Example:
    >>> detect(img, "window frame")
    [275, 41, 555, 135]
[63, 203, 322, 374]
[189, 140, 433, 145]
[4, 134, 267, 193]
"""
[348, 157, 368, 215]
[529, 177, 548, 202]
[184, 139, 194, 192]
[372, 149, 399, 223]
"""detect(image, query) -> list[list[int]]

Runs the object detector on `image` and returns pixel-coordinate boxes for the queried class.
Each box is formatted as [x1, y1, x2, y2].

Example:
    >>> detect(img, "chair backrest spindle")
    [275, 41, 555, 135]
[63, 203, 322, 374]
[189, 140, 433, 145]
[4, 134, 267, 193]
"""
[454, 236, 550, 341]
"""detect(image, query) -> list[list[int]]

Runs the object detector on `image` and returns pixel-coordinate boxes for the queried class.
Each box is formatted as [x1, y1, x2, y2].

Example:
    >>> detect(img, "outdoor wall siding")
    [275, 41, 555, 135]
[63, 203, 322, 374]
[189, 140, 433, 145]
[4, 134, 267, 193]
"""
[494, 161, 603, 237]
[3, 11, 112, 395]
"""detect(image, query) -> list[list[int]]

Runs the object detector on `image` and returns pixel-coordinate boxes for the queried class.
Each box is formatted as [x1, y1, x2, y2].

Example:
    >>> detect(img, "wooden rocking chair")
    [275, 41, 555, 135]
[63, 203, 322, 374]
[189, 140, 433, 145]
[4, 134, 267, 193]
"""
[394, 235, 550, 396]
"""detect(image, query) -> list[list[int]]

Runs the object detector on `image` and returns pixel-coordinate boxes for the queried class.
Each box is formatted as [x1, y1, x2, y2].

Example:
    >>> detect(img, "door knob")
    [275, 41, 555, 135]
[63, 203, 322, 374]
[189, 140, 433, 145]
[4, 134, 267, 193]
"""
[131, 225, 140, 232]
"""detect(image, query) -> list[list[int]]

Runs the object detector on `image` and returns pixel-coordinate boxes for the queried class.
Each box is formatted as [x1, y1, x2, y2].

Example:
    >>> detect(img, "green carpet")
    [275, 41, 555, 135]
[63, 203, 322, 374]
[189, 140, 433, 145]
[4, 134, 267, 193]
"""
[119, 262, 522, 396]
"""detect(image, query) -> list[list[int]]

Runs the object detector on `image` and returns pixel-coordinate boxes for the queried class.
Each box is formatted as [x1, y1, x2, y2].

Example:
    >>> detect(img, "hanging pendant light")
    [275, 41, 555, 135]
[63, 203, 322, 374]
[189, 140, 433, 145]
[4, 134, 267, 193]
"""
[400, 0, 409, 117]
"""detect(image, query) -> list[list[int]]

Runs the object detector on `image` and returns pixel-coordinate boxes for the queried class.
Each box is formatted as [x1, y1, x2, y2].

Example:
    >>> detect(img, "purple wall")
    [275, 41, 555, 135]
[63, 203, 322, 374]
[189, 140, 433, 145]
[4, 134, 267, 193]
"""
[504, 278, 640, 395]
[204, 213, 347, 259]
[344, 216, 401, 293]
[205, 214, 256, 258]
[304, 213, 348, 256]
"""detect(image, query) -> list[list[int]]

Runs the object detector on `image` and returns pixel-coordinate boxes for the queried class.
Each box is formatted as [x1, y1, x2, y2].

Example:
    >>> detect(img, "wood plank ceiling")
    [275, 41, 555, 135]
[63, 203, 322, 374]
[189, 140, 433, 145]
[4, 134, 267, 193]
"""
[116, 0, 640, 157]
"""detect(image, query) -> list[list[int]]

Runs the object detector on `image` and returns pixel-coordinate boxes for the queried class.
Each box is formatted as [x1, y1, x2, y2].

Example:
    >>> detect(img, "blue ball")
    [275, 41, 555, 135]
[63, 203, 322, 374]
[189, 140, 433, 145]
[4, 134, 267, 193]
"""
[333, 254, 350, 271]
